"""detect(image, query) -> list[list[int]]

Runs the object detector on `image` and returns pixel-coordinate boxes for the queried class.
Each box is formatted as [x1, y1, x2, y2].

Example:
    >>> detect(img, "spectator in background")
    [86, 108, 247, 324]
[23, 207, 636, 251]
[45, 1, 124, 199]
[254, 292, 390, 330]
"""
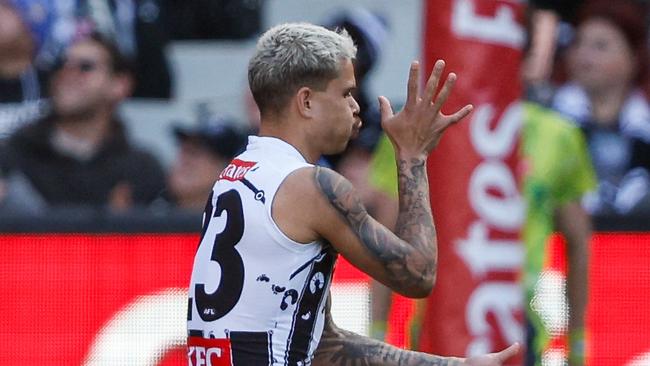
[83, 0, 172, 98]
[551, 0, 650, 216]
[164, 115, 247, 212]
[522, 0, 583, 96]
[0, 0, 52, 138]
[519, 103, 595, 366]
[0, 32, 165, 211]
[521, 3, 597, 365]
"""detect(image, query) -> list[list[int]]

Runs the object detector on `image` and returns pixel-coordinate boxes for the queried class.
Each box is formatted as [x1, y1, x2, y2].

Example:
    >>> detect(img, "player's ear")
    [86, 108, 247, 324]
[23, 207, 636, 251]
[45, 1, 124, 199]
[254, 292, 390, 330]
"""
[295, 87, 314, 118]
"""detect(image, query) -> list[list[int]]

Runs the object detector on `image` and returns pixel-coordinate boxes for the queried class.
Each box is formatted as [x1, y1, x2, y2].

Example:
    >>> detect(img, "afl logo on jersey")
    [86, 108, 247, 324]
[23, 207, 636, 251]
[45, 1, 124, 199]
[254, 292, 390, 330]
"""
[219, 159, 257, 181]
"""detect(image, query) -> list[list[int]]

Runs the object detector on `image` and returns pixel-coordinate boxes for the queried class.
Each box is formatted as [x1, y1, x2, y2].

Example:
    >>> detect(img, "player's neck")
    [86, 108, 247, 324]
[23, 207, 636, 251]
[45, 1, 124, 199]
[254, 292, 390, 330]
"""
[258, 121, 320, 164]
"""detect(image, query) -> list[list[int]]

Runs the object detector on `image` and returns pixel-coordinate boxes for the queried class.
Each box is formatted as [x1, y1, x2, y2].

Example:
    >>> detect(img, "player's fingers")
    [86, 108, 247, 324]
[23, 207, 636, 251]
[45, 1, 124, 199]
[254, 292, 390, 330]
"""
[495, 342, 521, 362]
[405, 61, 419, 108]
[424, 59, 445, 104]
[431, 72, 456, 113]
[445, 104, 474, 125]
[378, 96, 394, 122]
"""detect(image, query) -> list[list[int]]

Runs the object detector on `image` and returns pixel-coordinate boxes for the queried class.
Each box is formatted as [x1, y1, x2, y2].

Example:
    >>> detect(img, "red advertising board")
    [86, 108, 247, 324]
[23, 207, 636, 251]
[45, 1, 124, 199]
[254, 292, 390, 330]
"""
[0, 234, 196, 365]
[545, 234, 650, 365]
[0, 234, 378, 364]
[420, 0, 525, 359]
[0, 233, 648, 364]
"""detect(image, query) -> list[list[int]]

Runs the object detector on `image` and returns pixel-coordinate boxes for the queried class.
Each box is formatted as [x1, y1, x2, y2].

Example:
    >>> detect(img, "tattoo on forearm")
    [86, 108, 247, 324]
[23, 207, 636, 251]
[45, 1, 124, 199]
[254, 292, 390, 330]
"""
[313, 300, 461, 366]
[314, 162, 436, 290]
[395, 158, 437, 260]
[315, 329, 461, 366]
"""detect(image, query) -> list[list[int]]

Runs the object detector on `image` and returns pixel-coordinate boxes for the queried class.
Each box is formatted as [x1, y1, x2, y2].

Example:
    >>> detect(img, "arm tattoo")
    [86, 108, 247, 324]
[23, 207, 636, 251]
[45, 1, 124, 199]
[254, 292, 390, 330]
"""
[314, 161, 436, 291]
[394, 158, 437, 268]
[313, 297, 462, 366]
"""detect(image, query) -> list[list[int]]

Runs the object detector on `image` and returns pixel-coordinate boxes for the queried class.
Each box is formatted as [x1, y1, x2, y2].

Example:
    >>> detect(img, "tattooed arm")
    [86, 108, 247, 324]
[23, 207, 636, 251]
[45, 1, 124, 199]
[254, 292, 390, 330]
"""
[272, 59, 519, 365]
[313, 295, 519, 366]
[314, 160, 436, 297]
[313, 296, 463, 366]
[313, 61, 473, 296]
[273, 61, 473, 297]
[277, 60, 473, 296]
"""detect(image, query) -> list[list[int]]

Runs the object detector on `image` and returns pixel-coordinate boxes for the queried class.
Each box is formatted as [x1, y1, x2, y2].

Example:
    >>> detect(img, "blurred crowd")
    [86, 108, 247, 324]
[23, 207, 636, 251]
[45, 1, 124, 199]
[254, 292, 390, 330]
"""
[1, 0, 649, 220]
[525, 0, 650, 217]
[0, 0, 263, 214]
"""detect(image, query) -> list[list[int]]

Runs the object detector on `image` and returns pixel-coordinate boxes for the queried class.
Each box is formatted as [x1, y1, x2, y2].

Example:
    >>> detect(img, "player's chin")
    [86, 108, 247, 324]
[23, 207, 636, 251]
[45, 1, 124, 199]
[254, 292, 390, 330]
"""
[326, 139, 350, 155]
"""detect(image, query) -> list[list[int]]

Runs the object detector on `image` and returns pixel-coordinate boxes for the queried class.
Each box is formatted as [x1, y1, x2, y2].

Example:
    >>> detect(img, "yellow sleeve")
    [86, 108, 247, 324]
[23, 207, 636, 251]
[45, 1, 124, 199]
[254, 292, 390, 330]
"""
[368, 134, 398, 199]
[555, 123, 597, 204]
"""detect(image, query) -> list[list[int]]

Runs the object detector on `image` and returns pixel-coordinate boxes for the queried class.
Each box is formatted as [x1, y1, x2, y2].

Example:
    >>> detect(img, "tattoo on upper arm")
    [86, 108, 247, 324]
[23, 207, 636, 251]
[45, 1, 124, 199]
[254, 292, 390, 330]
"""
[314, 166, 400, 262]
[314, 163, 436, 290]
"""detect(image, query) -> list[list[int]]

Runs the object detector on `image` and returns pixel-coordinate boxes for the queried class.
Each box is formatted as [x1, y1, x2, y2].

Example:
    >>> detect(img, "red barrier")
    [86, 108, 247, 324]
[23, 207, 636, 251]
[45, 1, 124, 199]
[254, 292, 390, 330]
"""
[0, 233, 648, 364]
[0, 234, 379, 364]
[545, 234, 650, 365]
[0, 234, 195, 365]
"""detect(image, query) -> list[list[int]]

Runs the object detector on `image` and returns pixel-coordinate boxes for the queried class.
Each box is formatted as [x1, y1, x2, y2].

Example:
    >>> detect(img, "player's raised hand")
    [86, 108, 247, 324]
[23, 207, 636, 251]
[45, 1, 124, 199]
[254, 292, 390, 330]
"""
[379, 59, 473, 160]
[463, 343, 521, 365]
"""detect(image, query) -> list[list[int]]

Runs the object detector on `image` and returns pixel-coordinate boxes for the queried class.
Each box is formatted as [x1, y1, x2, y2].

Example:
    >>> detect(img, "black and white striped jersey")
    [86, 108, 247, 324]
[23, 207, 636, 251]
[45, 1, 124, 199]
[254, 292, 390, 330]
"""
[187, 136, 336, 366]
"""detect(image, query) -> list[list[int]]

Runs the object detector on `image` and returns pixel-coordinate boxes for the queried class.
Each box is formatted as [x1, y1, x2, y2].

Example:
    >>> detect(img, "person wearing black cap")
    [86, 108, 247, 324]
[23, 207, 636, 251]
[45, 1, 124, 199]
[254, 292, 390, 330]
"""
[166, 115, 247, 211]
[324, 7, 388, 167]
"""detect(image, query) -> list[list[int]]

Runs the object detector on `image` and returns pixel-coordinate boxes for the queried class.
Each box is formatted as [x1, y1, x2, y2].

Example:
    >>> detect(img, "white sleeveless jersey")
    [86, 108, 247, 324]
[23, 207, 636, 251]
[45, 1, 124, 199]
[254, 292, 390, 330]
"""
[187, 136, 337, 366]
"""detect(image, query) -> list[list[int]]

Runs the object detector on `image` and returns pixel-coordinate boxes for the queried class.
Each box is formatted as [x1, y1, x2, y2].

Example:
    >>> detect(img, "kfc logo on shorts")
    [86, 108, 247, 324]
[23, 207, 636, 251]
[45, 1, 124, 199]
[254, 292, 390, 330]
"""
[219, 159, 257, 181]
[187, 337, 231, 366]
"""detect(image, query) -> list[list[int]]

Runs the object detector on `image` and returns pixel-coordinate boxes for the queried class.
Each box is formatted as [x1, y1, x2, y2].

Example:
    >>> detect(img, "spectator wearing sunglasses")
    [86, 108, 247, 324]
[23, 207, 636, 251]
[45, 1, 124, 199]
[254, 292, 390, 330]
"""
[0, 32, 165, 212]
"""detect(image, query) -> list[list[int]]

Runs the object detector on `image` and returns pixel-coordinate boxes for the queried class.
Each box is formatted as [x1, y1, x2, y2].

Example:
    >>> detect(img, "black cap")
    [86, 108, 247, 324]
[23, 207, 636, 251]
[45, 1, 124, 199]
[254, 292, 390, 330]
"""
[326, 8, 389, 79]
[172, 116, 247, 159]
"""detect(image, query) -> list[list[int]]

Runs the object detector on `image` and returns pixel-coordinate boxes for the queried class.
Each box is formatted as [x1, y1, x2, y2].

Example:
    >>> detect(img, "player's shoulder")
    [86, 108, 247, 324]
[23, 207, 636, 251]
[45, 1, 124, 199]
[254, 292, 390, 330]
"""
[282, 165, 347, 194]
[276, 165, 317, 200]
[273, 165, 347, 243]
[280, 165, 358, 212]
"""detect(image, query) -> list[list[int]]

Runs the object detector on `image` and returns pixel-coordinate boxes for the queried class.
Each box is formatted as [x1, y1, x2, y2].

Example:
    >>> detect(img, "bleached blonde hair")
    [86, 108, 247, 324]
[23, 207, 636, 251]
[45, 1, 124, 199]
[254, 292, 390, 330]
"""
[248, 22, 357, 117]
